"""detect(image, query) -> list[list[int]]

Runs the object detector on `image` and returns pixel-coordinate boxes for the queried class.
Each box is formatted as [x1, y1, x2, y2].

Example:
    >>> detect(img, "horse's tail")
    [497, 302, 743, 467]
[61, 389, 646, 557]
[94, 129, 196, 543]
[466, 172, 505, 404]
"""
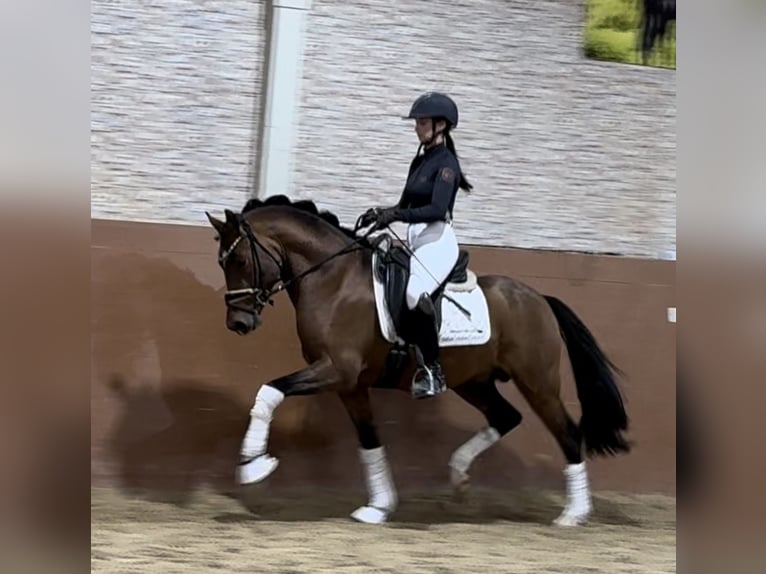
[544, 295, 632, 457]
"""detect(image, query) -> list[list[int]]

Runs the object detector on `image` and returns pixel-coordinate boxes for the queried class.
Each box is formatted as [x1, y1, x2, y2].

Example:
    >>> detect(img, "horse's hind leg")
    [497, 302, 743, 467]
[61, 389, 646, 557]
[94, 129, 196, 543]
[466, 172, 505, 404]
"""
[338, 387, 397, 525]
[513, 363, 591, 527]
[450, 378, 523, 493]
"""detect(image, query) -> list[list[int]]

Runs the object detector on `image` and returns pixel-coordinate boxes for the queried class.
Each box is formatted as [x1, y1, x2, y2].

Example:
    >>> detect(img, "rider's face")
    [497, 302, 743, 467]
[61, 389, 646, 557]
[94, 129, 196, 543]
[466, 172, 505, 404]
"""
[415, 118, 432, 142]
[415, 117, 446, 144]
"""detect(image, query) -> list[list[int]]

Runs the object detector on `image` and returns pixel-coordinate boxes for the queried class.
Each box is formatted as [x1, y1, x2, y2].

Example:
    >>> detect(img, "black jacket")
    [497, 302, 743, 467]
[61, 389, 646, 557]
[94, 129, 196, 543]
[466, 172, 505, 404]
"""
[394, 144, 461, 224]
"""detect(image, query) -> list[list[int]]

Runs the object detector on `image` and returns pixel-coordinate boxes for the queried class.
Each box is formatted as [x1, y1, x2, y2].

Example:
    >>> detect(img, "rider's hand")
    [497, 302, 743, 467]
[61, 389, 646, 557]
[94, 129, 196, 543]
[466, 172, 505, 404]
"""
[373, 207, 399, 229]
[357, 208, 378, 229]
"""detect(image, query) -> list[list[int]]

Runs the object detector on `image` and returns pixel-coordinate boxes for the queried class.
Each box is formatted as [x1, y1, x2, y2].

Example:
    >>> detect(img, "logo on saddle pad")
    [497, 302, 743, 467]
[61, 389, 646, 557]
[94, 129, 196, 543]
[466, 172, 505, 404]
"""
[371, 240, 491, 348]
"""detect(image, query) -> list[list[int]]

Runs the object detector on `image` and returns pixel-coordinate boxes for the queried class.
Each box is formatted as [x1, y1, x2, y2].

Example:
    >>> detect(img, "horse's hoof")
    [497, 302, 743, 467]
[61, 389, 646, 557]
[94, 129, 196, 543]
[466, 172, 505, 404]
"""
[237, 454, 279, 485]
[350, 505, 390, 525]
[553, 509, 590, 527]
[449, 467, 470, 494]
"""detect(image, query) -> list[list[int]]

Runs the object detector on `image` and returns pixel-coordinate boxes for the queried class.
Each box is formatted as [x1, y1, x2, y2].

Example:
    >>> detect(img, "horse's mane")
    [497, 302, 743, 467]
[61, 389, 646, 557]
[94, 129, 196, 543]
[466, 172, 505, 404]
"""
[241, 194, 368, 245]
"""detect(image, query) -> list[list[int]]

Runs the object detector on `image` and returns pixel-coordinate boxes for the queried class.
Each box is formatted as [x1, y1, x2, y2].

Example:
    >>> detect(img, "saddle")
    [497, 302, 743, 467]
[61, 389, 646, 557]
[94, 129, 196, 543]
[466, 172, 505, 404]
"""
[371, 234, 470, 342]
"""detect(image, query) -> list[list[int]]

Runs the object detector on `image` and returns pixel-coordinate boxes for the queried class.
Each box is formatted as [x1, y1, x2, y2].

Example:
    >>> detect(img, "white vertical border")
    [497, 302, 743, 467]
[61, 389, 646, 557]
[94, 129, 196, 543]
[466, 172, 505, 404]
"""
[257, 0, 312, 198]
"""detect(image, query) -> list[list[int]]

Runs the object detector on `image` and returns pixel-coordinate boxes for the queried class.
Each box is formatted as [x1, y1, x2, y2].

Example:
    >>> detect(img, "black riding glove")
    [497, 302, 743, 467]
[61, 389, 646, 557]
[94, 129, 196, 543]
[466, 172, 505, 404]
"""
[357, 208, 378, 229]
[374, 207, 400, 228]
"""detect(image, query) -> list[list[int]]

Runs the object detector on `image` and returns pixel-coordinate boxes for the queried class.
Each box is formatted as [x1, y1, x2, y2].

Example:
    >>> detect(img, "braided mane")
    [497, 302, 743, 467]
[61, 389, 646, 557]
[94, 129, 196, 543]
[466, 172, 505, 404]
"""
[241, 194, 365, 244]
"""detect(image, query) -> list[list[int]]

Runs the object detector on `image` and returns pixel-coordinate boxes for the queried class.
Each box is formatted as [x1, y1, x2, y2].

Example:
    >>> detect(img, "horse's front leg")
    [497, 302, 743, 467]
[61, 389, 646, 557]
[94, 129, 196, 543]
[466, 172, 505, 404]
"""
[338, 387, 398, 525]
[238, 357, 341, 484]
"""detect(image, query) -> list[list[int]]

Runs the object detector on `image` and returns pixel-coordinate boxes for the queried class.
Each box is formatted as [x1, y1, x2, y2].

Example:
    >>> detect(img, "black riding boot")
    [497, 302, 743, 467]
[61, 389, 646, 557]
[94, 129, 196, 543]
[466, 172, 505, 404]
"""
[410, 294, 447, 400]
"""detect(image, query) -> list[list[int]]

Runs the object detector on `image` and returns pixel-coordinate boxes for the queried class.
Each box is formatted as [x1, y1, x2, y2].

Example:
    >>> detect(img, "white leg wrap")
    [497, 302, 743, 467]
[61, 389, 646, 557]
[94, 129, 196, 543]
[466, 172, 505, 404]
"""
[554, 462, 592, 527]
[448, 427, 501, 487]
[237, 385, 285, 485]
[350, 446, 398, 525]
[240, 384, 284, 459]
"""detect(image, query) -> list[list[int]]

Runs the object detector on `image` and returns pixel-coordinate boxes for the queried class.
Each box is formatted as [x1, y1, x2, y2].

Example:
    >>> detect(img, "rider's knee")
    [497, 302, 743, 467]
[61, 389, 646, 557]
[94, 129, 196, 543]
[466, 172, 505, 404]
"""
[405, 288, 424, 310]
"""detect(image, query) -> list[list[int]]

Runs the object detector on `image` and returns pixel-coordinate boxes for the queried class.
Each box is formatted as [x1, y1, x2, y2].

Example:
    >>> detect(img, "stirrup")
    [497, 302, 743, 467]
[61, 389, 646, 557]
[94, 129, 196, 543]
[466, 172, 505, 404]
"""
[411, 362, 447, 400]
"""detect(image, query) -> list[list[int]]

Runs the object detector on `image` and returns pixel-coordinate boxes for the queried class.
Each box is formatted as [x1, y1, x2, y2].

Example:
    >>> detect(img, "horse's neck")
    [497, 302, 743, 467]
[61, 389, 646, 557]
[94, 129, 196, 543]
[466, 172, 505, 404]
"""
[263, 217, 356, 301]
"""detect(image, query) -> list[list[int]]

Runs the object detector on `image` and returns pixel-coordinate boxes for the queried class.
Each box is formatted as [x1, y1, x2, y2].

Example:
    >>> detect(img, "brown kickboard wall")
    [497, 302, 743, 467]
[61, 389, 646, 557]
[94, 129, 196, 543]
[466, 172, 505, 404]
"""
[91, 219, 675, 498]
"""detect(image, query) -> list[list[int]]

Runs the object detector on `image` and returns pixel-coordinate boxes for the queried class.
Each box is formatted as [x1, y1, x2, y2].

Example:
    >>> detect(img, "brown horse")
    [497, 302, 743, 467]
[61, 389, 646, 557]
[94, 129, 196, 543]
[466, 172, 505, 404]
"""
[205, 195, 630, 526]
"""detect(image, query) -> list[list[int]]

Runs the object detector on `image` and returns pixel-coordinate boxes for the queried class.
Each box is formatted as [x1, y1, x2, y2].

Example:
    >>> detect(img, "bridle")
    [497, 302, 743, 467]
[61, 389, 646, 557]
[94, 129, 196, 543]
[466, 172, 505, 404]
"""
[218, 217, 375, 317]
[218, 219, 283, 316]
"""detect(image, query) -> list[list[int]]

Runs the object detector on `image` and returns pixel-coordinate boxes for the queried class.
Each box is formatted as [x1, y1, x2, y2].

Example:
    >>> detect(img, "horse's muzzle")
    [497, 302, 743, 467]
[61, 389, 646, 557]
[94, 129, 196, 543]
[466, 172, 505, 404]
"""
[226, 311, 261, 335]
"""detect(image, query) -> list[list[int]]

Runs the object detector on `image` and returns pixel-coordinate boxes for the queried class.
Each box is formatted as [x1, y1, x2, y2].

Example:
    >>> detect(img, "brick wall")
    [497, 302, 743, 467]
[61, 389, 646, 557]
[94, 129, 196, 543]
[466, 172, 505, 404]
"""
[90, 0, 267, 224]
[90, 0, 675, 258]
[291, 0, 675, 257]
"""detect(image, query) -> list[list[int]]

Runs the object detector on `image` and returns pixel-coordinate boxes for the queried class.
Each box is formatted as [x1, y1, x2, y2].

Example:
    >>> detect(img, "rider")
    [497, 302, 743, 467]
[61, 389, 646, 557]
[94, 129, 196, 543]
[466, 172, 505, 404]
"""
[360, 91, 473, 399]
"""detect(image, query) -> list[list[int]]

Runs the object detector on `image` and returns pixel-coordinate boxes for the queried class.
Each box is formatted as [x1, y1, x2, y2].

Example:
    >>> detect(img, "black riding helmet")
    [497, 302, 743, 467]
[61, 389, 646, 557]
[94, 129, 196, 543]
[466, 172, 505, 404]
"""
[402, 91, 459, 128]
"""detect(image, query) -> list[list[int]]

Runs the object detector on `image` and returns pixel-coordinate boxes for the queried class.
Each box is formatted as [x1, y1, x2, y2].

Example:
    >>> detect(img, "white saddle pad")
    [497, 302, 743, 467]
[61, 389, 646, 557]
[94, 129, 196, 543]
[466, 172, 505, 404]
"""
[372, 251, 491, 347]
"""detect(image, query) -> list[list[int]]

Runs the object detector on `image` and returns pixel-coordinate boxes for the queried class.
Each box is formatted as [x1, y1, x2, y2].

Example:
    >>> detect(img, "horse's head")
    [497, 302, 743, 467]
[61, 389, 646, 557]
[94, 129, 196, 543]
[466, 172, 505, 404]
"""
[205, 209, 283, 335]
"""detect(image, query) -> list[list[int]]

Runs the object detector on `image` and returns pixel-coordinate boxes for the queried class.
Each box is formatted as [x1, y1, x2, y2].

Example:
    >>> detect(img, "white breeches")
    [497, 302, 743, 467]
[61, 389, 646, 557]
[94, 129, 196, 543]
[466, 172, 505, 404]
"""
[405, 220, 459, 310]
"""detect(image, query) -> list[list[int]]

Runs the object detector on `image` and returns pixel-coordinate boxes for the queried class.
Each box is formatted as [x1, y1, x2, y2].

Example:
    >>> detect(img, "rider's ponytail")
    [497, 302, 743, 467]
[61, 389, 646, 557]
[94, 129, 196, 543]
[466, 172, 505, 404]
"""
[445, 131, 473, 192]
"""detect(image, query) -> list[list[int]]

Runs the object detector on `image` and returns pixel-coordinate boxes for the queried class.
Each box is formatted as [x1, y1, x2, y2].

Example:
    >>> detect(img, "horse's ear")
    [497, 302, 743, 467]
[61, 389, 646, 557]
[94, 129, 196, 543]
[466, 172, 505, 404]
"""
[224, 209, 239, 224]
[205, 211, 225, 234]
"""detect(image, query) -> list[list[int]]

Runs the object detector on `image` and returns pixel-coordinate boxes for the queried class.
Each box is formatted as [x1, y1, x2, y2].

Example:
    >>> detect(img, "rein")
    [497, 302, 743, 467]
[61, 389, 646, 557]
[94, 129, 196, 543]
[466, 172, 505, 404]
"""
[221, 218, 376, 316]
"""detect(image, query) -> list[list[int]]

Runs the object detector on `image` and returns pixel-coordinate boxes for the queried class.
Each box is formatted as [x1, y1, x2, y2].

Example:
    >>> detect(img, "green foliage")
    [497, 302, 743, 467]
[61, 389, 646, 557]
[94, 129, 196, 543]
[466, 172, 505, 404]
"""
[584, 28, 637, 63]
[590, 0, 640, 32]
[583, 0, 675, 69]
